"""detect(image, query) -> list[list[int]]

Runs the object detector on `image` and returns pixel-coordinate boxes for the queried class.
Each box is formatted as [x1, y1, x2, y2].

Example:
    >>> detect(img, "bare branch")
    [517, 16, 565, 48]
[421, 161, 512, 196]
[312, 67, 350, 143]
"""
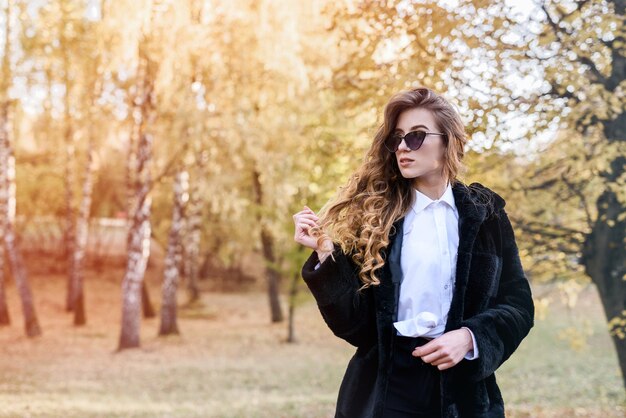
[540, 1, 608, 87]
[560, 172, 593, 228]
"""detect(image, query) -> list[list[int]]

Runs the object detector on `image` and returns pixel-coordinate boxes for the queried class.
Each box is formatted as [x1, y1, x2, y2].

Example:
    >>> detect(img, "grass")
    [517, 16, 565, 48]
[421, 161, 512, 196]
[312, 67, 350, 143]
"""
[0, 265, 624, 417]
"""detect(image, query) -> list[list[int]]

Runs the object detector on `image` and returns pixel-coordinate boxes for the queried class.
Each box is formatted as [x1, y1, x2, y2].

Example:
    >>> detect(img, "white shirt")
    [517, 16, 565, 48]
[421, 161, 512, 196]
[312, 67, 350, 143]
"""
[393, 182, 479, 360]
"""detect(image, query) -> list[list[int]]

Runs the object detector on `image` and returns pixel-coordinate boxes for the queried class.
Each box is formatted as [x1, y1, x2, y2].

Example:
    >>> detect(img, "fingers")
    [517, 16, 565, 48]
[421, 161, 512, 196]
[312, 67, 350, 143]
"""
[298, 214, 319, 223]
[418, 350, 447, 365]
[430, 354, 451, 366]
[435, 361, 455, 371]
[293, 205, 316, 214]
[293, 206, 320, 229]
[421, 351, 457, 370]
[293, 207, 319, 219]
[414, 338, 464, 369]
[293, 206, 323, 250]
[412, 341, 437, 357]
[297, 218, 318, 229]
[294, 213, 320, 234]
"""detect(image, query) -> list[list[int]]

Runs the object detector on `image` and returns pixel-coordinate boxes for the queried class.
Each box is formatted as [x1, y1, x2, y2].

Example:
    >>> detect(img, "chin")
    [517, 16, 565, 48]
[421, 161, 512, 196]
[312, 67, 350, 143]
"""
[399, 169, 423, 179]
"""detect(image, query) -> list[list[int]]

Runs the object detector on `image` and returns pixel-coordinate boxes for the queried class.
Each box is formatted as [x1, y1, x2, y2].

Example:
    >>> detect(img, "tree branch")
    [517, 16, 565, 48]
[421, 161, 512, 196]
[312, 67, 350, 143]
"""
[560, 172, 593, 229]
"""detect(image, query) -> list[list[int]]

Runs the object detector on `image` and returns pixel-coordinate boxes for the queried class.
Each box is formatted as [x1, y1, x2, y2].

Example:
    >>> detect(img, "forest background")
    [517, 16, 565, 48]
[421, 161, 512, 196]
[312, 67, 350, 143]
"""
[0, 0, 625, 417]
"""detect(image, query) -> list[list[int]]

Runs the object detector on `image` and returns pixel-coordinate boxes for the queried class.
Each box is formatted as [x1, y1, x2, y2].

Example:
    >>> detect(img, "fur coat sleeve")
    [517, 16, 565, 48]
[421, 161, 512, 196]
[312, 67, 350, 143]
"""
[301, 245, 378, 349]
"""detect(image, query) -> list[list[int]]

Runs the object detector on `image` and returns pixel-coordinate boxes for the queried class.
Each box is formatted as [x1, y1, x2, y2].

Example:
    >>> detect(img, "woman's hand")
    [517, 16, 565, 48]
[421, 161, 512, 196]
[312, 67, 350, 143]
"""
[293, 206, 334, 263]
[293, 206, 322, 249]
[412, 328, 473, 370]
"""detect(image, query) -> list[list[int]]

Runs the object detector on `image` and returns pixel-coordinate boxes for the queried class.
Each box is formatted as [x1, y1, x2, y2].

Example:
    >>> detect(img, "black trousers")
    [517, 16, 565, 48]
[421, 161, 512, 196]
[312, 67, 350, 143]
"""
[381, 333, 442, 418]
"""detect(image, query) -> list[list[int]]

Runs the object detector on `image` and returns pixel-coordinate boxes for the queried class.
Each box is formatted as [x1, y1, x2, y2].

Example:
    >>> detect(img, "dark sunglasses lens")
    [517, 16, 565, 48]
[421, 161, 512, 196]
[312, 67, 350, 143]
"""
[405, 131, 426, 150]
[385, 135, 402, 152]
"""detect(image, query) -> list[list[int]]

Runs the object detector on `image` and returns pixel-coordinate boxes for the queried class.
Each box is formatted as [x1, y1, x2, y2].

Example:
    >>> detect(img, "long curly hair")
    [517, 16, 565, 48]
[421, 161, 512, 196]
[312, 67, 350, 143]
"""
[311, 87, 469, 292]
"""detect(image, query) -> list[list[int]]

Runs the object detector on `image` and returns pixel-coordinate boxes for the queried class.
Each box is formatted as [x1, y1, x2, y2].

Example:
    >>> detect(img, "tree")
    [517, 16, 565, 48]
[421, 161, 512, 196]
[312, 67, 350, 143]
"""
[118, 1, 160, 350]
[500, 0, 626, 388]
[207, 0, 326, 323]
[0, 0, 41, 337]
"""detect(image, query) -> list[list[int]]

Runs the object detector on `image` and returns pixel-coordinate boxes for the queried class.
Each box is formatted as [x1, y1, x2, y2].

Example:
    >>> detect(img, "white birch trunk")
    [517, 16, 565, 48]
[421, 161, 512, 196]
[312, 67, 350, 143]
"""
[126, 65, 155, 320]
[184, 184, 201, 303]
[118, 132, 153, 349]
[159, 169, 188, 335]
[118, 32, 156, 348]
[71, 135, 95, 325]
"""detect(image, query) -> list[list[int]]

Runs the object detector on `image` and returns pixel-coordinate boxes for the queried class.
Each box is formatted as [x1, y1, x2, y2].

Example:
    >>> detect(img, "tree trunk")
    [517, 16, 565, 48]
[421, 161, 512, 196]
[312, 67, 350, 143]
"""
[71, 134, 95, 326]
[62, 42, 77, 312]
[4, 223, 41, 337]
[141, 282, 155, 318]
[118, 132, 153, 350]
[184, 185, 201, 304]
[261, 229, 283, 322]
[0, 273, 9, 325]
[287, 270, 300, 343]
[0, 101, 8, 326]
[0, 101, 41, 337]
[64, 136, 76, 312]
[159, 170, 187, 335]
[251, 169, 283, 322]
[582, 156, 626, 389]
[125, 57, 155, 321]
[118, 30, 157, 349]
[0, 129, 8, 326]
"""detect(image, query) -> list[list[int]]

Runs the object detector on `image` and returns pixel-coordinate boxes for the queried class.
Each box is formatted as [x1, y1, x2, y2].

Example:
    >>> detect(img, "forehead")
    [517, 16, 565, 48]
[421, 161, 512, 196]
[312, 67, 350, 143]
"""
[394, 108, 438, 132]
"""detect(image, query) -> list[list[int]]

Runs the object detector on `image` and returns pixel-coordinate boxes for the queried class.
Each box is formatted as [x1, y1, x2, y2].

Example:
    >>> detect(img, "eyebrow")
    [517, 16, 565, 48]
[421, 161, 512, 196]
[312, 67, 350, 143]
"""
[394, 124, 430, 134]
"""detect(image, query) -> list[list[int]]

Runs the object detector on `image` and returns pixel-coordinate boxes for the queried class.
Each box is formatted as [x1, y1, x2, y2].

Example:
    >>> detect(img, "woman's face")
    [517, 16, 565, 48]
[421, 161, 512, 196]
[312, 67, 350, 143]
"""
[392, 107, 447, 185]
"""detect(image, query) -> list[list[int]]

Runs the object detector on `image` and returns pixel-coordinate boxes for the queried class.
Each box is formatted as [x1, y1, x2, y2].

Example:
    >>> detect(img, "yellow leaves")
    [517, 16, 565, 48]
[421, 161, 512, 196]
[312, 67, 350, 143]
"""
[307, 182, 320, 194]
[557, 321, 593, 351]
[608, 311, 626, 340]
[557, 280, 584, 309]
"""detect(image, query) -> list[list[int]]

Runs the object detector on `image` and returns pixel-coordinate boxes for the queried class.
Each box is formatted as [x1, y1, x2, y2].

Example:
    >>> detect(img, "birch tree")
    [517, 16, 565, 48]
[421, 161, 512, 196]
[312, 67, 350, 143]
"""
[0, 0, 41, 337]
[118, 1, 161, 350]
[71, 60, 102, 325]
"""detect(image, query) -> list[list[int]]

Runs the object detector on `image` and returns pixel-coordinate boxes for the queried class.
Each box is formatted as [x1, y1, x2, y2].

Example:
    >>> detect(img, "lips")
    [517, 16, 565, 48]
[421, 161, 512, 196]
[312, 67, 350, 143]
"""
[399, 157, 414, 164]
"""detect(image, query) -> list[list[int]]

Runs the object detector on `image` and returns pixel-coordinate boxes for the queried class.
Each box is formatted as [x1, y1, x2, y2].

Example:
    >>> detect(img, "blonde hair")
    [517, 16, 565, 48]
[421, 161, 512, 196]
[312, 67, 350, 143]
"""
[311, 87, 469, 292]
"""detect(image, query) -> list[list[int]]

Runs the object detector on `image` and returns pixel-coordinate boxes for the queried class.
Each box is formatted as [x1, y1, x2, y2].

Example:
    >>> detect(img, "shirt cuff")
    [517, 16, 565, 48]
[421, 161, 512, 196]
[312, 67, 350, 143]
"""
[462, 326, 479, 360]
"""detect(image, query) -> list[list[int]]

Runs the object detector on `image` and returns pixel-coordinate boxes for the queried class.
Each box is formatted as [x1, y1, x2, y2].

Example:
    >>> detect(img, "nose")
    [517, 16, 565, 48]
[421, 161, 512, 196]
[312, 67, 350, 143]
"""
[397, 138, 410, 152]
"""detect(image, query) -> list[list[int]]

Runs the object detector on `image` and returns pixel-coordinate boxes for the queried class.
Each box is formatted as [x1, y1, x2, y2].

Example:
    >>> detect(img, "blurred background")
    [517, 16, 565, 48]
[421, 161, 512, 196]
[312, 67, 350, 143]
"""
[0, 0, 625, 417]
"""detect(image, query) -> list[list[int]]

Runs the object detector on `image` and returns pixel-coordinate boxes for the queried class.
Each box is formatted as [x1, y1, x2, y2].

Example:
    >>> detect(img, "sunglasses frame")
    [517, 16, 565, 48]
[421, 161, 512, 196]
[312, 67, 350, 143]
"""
[384, 131, 447, 153]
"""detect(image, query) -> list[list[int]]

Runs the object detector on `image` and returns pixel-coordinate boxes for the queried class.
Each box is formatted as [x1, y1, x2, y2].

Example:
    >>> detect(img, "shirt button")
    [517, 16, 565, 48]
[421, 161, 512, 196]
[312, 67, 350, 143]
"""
[444, 284, 449, 289]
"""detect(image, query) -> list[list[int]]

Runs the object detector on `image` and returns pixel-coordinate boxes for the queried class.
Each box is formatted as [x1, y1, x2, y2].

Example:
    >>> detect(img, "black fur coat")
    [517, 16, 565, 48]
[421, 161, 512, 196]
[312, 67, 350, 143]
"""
[301, 181, 535, 418]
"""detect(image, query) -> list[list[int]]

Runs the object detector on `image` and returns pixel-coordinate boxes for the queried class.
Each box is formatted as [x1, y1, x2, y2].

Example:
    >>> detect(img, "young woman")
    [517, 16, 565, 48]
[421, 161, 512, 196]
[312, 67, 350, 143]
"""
[292, 87, 534, 418]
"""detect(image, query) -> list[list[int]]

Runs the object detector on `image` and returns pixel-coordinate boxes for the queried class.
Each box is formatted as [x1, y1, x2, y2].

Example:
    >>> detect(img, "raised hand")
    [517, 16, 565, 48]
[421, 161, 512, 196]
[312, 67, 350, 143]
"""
[293, 206, 322, 250]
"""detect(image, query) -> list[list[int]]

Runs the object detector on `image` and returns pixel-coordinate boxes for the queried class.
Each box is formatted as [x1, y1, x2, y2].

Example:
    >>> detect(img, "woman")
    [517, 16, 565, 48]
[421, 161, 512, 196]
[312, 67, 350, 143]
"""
[292, 87, 534, 418]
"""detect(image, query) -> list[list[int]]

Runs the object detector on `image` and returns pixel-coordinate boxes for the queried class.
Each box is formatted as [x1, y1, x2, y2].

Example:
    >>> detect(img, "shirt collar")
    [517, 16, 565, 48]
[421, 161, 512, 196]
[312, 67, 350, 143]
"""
[411, 181, 456, 215]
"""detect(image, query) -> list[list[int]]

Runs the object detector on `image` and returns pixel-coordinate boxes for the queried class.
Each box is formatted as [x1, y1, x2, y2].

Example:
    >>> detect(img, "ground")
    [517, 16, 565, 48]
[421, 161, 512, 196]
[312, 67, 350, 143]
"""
[0, 264, 624, 417]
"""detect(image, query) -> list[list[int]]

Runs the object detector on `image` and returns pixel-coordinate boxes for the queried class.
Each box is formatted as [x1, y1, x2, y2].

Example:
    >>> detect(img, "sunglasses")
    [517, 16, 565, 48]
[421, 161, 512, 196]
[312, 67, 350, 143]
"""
[384, 131, 447, 153]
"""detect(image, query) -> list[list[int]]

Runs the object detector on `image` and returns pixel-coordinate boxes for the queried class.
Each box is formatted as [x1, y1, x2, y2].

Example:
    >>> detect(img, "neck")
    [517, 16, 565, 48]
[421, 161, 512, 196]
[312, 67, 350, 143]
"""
[412, 176, 449, 200]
